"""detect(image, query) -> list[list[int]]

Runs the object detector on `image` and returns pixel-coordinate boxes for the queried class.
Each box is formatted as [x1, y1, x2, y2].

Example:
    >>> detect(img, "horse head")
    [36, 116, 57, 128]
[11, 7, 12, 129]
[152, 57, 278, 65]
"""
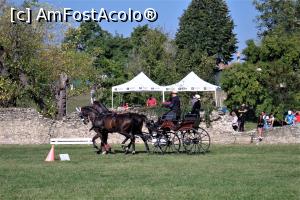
[92, 101, 110, 114]
[76, 106, 90, 125]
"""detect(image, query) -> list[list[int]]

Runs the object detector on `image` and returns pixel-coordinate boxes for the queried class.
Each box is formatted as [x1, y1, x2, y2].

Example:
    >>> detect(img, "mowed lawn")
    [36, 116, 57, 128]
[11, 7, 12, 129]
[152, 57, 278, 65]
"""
[0, 145, 299, 200]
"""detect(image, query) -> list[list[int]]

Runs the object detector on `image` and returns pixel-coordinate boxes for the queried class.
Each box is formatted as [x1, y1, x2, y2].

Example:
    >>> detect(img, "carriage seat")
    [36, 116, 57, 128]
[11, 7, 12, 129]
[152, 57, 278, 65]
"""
[184, 113, 198, 121]
[183, 113, 201, 128]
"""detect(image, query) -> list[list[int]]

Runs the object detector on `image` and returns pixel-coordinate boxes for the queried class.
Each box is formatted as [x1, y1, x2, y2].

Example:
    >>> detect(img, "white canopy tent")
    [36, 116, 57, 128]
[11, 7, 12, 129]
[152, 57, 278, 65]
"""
[163, 71, 222, 106]
[111, 72, 164, 108]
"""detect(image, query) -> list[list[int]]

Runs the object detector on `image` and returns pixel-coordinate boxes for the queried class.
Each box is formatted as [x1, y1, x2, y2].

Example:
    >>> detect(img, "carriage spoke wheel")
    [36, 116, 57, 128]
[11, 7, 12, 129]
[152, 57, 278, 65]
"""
[147, 133, 164, 154]
[161, 131, 181, 154]
[182, 129, 202, 154]
[197, 127, 211, 153]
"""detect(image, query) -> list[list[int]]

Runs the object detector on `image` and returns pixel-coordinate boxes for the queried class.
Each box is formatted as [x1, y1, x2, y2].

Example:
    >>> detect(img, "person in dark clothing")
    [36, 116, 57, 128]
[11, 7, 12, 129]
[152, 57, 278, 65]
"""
[162, 90, 181, 121]
[257, 111, 265, 141]
[238, 104, 248, 132]
[191, 94, 201, 116]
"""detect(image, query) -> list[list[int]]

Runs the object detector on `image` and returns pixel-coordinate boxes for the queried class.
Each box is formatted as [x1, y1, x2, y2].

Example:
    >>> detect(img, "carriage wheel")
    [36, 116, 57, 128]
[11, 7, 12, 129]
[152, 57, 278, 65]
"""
[161, 131, 181, 154]
[182, 129, 200, 154]
[197, 127, 211, 153]
[146, 132, 164, 154]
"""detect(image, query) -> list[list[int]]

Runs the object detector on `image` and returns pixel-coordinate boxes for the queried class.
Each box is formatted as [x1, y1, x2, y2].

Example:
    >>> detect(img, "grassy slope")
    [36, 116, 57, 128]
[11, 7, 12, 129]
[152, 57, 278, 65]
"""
[0, 145, 299, 200]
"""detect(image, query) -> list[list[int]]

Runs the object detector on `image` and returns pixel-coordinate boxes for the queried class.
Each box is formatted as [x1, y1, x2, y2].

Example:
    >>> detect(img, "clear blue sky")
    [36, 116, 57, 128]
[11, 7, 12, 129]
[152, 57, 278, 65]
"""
[10, 0, 258, 52]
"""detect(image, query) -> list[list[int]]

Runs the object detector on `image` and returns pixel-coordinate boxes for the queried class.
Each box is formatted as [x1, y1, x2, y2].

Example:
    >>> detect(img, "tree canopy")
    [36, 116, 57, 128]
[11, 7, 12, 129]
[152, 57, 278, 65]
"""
[220, 0, 300, 119]
[0, 2, 94, 118]
[175, 0, 237, 83]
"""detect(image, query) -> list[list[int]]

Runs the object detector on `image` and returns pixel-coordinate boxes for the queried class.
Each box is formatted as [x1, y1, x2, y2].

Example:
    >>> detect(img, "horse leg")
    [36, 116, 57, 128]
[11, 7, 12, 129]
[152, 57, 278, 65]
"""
[131, 135, 136, 154]
[102, 131, 112, 153]
[120, 133, 132, 154]
[139, 133, 150, 153]
[94, 129, 106, 154]
[121, 137, 130, 150]
[92, 132, 100, 149]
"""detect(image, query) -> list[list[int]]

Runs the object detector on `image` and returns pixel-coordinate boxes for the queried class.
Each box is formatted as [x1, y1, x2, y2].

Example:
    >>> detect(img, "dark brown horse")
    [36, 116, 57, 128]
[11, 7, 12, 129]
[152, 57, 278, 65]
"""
[91, 101, 149, 150]
[78, 106, 149, 154]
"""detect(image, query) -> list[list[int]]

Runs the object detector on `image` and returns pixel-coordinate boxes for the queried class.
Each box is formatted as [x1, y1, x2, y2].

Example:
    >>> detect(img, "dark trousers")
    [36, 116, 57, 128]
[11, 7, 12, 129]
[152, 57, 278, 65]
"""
[232, 125, 238, 131]
[238, 117, 245, 132]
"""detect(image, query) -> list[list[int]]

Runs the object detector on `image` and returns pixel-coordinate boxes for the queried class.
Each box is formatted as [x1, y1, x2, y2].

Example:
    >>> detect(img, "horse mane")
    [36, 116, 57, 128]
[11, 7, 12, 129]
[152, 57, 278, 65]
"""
[93, 101, 111, 113]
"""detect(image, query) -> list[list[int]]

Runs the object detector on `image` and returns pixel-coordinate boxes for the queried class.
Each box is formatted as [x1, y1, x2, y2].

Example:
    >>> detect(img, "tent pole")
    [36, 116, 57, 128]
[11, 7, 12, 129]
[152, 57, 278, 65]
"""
[214, 90, 218, 107]
[111, 90, 114, 109]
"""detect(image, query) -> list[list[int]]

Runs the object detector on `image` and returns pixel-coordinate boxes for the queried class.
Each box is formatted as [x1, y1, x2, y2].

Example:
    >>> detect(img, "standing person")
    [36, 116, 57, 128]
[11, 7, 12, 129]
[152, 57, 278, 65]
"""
[257, 112, 265, 141]
[296, 112, 300, 124]
[146, 95, 157, 107]
[238, 104, 248, 132]
[90, 85, 96, 104]
[191, 94, 201, 116]
[231, 111, 239, 131]
[162, 90, 181, 120]
[285, 110, 296, 126]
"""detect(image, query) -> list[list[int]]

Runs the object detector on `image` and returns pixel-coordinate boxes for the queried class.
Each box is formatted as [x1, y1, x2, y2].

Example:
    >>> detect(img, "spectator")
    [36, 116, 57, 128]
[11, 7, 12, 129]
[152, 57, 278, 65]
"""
[238, 104, 248, 132]
[268, 113, 275, 128]
[146, 95, 157, 107]
[264, 115, 270, 130]
[90, 85, 96, 104]
[285, 110, 296, 126]
[257, 112, 265, 141]
[296, 112, 300, 124]
[231, 111, 239, 131]
[123, 103, 129, 110]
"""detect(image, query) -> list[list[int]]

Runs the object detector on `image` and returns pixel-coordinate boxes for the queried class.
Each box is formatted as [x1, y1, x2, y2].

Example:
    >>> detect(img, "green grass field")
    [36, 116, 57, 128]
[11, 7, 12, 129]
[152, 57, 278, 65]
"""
[1, 144, 299, 200]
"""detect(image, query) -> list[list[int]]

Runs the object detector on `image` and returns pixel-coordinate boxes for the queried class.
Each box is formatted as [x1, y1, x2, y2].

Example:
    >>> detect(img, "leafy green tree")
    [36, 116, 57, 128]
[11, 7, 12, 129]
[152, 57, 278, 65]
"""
[128, 25, 177, 83]
[0, 2, 94, 118]
[63, 21, 132, 105]
[254, 0, 300, 36]
[123, 25, 178, 105]
[175, 0, 237, 82]
[221, 0, 300, 119]
[221, 30, 300, 118]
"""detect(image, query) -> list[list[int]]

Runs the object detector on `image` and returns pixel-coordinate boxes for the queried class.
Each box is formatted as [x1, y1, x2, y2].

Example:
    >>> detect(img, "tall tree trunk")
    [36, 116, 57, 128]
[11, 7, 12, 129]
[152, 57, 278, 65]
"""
[56, 73, 68, 120]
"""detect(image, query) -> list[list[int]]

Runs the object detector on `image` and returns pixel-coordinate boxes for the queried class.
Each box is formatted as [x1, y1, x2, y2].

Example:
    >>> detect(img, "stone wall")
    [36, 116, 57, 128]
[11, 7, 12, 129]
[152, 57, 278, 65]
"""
[203, 113, 300, 144]
[0, 108, 299, 145]
[0, 108, 125, 144]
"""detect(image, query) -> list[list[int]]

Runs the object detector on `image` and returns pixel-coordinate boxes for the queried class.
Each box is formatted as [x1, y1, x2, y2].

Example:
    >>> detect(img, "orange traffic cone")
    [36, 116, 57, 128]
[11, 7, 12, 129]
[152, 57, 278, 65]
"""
[45, 145, 55, 162]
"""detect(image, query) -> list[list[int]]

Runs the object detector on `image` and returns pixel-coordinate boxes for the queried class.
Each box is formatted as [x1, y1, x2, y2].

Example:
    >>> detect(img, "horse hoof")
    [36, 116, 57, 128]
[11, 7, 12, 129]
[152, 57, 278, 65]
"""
[102, 151, 107, 155]
[96, 150, 101, 154]
[132, 151, 136, 155]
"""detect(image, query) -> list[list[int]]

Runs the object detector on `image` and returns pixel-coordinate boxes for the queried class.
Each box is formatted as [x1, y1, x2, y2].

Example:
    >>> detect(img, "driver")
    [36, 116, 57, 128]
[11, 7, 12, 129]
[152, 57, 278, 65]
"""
[162, 90, 181, 121]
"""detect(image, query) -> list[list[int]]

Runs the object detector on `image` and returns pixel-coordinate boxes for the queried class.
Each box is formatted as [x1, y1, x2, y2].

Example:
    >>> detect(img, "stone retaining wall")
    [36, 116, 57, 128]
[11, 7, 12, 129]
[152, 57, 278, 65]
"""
[0, 108, 299, 145]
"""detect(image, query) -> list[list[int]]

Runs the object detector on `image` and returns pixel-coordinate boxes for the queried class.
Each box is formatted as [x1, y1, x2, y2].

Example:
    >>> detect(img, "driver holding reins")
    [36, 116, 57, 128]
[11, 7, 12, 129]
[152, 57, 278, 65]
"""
[162, 90, 181, 121]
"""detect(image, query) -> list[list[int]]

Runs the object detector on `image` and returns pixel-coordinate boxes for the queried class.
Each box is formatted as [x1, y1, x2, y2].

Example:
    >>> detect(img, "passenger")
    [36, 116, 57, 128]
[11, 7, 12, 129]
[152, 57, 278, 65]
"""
[191, 94, 201, 116]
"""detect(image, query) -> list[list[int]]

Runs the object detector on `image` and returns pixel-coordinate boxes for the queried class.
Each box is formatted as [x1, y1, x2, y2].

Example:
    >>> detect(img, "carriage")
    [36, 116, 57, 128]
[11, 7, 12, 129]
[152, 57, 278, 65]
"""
[78, 101, 210, 155]
[145, 113, 211, 154]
